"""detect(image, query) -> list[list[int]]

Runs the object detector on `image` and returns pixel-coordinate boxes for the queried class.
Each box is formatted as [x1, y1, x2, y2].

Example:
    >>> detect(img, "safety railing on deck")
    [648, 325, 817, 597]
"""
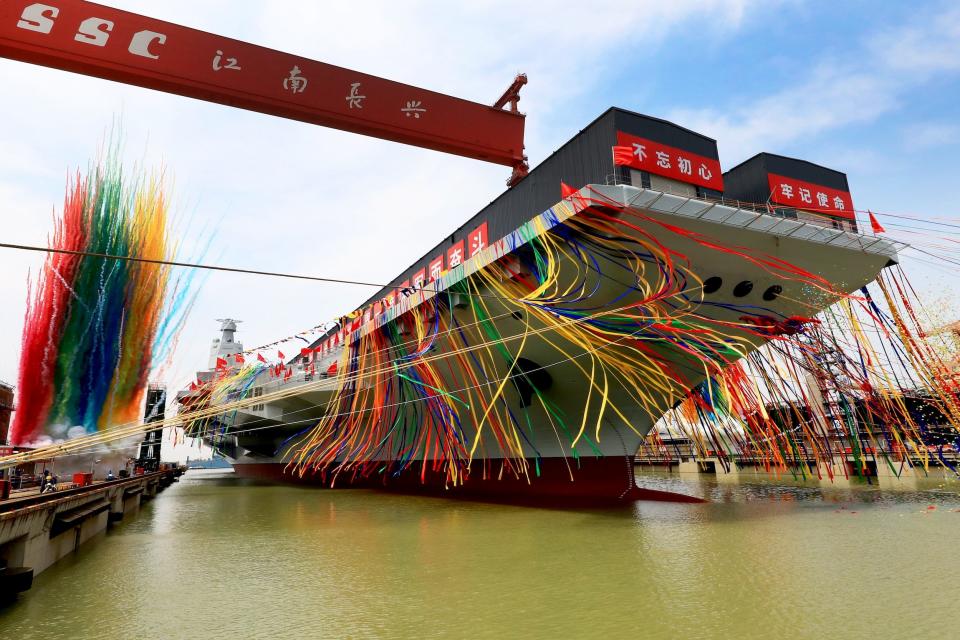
[603, 173, 860, 234]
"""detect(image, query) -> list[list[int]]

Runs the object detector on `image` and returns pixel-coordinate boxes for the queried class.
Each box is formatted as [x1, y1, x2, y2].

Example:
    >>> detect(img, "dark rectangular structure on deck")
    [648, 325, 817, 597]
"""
[360, 107, 723, 310]
[723, 152, 858, 232]
[305, 109, 866, 358]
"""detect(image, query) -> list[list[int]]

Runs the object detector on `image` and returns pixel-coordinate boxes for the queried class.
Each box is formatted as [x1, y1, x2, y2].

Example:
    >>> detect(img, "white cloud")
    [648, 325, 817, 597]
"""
[669, 63, 898, 164]
[666, 4, 960, 165]
[902, 121, 960, 152]
[870, 5, 960, 75]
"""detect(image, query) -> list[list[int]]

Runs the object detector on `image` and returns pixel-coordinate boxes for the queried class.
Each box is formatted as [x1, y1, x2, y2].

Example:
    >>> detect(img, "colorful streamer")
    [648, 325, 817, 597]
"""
[182, 192, 960, 488]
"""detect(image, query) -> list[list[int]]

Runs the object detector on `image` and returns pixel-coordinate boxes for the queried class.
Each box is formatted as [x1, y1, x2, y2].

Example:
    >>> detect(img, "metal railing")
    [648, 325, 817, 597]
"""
[602, 173, 860, 234]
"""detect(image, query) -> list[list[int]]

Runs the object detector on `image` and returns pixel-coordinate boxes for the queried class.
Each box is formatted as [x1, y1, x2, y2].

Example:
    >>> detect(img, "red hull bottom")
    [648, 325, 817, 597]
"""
[231, 456, 704, 505]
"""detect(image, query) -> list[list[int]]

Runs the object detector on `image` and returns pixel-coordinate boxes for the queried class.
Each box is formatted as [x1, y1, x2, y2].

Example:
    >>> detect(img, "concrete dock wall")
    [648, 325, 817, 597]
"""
[0, 469, 182, 596]
[639, 455, 956, 488]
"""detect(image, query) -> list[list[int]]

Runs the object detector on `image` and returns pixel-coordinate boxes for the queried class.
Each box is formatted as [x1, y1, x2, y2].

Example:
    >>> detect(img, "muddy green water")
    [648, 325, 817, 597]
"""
[0, 469, 958, 639]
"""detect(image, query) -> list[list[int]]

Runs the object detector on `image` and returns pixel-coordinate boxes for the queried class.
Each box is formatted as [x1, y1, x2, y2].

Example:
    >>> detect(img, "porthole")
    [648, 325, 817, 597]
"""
[733, 281, 753, 297]
[763, 285, 783, 302]
[703, 276, 723, 294]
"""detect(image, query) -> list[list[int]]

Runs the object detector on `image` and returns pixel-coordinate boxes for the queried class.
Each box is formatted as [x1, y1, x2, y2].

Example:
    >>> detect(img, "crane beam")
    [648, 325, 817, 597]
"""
[0, 1, 527, 170]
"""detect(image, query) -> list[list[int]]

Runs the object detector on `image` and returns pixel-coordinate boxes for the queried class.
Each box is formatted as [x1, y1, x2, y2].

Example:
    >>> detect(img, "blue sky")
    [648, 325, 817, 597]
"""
[1, 0, 958, 400]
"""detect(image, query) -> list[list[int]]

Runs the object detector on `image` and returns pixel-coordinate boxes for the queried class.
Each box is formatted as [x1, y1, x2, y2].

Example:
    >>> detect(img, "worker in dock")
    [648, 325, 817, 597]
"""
[40, 470, 56, 493]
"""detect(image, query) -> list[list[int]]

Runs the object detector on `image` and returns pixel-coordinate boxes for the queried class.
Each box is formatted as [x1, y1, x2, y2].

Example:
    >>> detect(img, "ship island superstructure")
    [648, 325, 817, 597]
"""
[178, 108, 899, 501]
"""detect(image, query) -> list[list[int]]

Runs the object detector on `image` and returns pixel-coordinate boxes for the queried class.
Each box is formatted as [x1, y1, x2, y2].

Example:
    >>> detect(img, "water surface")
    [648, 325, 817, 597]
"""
[1, 468, 957, 639]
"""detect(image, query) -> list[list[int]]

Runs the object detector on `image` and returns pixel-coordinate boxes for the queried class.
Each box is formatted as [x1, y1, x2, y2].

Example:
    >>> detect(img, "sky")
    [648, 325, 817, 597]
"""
[2, 0, 960, 451]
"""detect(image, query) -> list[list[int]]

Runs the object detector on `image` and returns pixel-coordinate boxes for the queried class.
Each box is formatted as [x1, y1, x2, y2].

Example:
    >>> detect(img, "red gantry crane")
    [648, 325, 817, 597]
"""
[0, 0, 529, 184]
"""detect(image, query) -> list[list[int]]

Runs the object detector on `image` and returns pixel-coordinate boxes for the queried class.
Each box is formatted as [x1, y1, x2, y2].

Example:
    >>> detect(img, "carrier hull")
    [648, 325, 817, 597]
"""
[186, 183, 898, 503]
[229, 455, 705, 503]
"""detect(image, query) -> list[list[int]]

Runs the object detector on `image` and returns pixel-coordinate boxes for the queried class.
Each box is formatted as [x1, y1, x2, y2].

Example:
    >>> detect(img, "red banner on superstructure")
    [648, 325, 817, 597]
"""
[615, 131, 724, 191]
[412, 269, 426, 290]
[468, 222, 488, 257]
[767, 173, 854, 219]
[447, 240, 465, 268]
[428, 255, 443, 281]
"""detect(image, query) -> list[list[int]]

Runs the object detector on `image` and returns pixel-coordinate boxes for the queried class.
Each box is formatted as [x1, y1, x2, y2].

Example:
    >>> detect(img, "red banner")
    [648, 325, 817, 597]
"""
[468, 222, 488, 257]
[412, 269, 426, 289]
[0, 0, 525, 168]
[615, 131, 723, 191]
[429, 255, 444, 281]
[767, 173, 854, 219]
[447, 240, 465, 268]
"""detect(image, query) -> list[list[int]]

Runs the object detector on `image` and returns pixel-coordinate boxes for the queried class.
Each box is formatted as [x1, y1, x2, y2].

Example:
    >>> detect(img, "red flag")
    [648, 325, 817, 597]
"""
[278, 350, 285, 360]
[560, 182, 577, 199]
[235, 353, 245, 364]
[301, 347, 312, 357]
[257, 353, 267, 363]
[327, 362, 338, 375]
[283, 367, 292, 380]
[868, 210, 885, 234]
[612, 145, 634, 166]
[189, 381, 197, 391]
[215, 357, 227, 369]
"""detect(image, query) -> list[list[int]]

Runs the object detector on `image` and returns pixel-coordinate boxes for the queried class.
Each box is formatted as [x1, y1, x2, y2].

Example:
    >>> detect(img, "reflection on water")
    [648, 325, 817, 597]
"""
[0, 469, 957, 640]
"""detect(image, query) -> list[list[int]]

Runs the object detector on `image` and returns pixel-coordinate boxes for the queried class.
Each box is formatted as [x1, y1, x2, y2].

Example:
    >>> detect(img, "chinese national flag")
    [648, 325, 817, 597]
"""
[215, 357, 227, 369]
[301, 347, 311, 357]
[560, 182, 577, 199]
[868, 210, 885, 234]
[235, 353, 245, 364]
[327, 362, 338, 375]
[257, 353, 267, 363]
[278, 350, 285, 360]
[612, 145, 634, 166]
[189, 381, 197, 391]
